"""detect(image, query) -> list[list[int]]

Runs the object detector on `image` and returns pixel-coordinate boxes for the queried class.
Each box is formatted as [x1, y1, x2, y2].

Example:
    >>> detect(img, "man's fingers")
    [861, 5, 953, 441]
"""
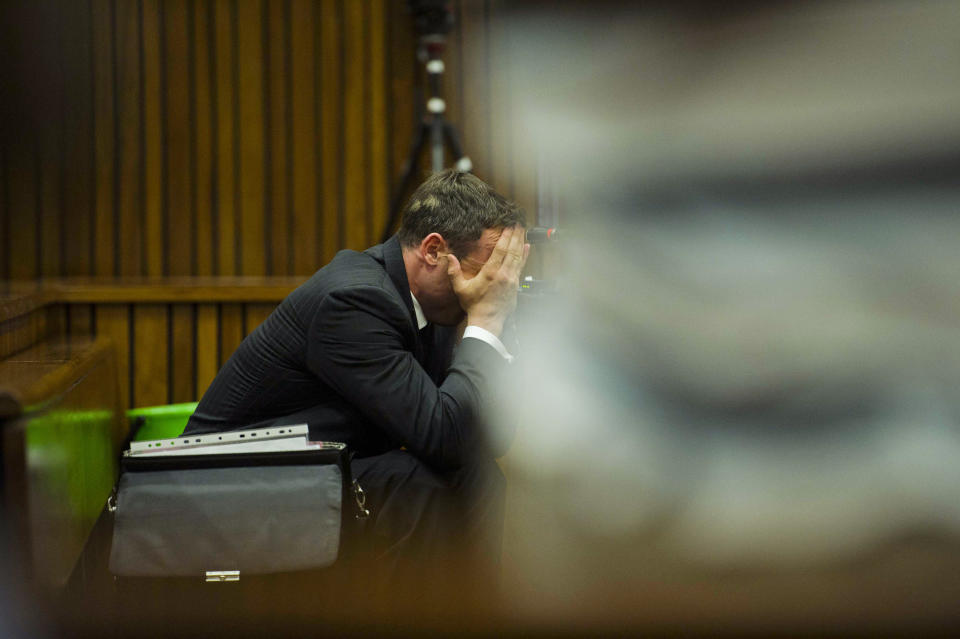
[498, 225, 526, 275]
[447, 253, 465, 289]
[520, 243, 531, 272]
[483, 226, 514, 273]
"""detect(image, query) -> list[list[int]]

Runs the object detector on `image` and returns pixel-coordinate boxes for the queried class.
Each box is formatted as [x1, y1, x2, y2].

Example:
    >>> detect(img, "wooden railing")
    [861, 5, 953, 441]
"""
[1, 277, 303, 411]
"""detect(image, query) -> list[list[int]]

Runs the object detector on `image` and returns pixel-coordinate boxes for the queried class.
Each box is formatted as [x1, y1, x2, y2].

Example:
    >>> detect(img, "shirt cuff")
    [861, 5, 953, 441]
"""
[463, 325, 514, 363]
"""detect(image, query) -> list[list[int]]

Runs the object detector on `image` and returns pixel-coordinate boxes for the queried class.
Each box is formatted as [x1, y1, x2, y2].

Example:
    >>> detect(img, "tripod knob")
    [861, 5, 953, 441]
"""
[428, 97, 446, 114]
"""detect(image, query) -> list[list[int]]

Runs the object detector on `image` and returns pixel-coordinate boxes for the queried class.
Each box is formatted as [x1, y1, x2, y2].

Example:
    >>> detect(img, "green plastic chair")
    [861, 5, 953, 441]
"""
[126, 402, 198, 441]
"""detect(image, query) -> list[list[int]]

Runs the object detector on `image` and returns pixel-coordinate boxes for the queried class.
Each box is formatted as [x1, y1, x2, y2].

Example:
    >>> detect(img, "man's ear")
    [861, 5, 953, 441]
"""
[419, 232, 448, 266]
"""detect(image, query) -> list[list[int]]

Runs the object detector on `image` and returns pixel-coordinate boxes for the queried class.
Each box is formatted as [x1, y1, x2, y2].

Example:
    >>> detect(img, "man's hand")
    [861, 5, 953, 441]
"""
[447, 225, 530, 337]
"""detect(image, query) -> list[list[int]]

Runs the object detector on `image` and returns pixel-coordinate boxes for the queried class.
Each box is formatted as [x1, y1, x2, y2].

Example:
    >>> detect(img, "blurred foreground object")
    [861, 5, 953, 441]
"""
[495, 1, 960, 634]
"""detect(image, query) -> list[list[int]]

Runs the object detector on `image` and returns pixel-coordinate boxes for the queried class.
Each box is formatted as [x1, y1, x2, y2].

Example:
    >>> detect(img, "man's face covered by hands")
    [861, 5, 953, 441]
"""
[443, 225, 530, 335]
[418, 227, 504, 326]
[417, 224, 529, 331]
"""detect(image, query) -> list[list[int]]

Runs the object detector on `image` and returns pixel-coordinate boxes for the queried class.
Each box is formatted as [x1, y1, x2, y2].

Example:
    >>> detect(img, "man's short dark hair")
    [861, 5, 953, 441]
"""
[397, 169, 526, 257]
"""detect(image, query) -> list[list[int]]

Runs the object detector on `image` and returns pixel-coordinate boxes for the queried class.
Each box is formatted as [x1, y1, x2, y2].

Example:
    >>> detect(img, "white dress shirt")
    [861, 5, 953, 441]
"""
[411, 293, 513, 362]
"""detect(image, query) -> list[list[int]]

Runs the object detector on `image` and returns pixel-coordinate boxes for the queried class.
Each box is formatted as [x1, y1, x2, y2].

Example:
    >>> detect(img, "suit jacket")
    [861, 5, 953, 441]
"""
[184, 236, 508, 470]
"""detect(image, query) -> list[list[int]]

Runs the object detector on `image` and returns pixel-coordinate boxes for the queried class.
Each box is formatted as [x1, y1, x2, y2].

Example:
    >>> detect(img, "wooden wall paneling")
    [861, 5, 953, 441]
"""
[0, 316, 25, 361]
[95, 304, 131, 410]
[459, 0, 492, 183]
[68, 305, 95, 340]
[38, 2, 63, 281]
[143, 0, 164, 277]
[0, 319, 8, 360]
[387, 0, 415, 219]
[368, 0, 389, 242]
[165, 0, 194, 277]
[214, 0, 237, 276]
[319, 0, 343, 263]
[291, 0, 320, 274]
[35, 0, 63, 280]
[195, 303, 219, 399]
[267, 0, 292, 276]
[218, 303, 244, 368]
[92, 0, 117, 277]
[170, 304, 196, 403]
[46, 305, 67, 344]
[1, 145, 8, 286]
[193, 0, 215, 276]
[0, 318, 10, 361]
[237, 0, 266, 276]
[39, 129, 62, 280]
[343, 0, 369, 251]
[243, 303, 275, 338]
[11, 313, 33, 359]
[132, 304, 168, 408]
[61, 0, 95, 278]
[116, 0, 143, 277]
[6, 145, 39, 281]
[486, 0, 514, 200]
[0, 0, 503, 288]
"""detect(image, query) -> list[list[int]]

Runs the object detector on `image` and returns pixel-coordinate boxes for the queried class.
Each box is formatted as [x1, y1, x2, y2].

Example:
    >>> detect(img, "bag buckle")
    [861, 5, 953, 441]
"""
[205, 570, 240, 583]
[352, 480, 370, 520]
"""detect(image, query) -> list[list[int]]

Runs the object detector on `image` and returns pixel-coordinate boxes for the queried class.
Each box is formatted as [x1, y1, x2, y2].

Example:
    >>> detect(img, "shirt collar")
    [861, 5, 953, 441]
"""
[410, 293, 428, 330]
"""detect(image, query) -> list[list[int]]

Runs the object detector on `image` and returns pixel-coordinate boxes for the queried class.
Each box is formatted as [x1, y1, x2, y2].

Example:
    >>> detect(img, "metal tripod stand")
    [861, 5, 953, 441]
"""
[380, 34, 472, 243]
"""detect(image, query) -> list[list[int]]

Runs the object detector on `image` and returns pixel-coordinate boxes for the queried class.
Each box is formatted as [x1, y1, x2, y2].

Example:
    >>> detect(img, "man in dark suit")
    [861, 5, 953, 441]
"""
[183, 169, 528, 606]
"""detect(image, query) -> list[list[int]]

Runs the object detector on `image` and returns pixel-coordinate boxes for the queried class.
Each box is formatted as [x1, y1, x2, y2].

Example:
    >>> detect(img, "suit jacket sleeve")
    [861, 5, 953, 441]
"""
[305, 284, 506, 470]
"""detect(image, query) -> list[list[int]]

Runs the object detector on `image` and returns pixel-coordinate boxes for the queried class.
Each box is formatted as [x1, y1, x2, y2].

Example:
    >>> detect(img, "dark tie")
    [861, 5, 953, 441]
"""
[419, 323, 442, 383]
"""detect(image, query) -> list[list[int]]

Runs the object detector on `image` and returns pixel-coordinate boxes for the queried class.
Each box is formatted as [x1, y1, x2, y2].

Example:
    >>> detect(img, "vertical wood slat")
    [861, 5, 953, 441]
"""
[116, 0, 142, 277]
[38, 1, 63, 279]
[37, 1, 63, 280]
[142, 0, 164, 277]
[0, 316, 31, 361]
[243, 303, 275, 338]
[133, 304, 168, 408]
[68, 305, 94, 339]
[214, 0, 237, 276]
[237, 0, 266, 277]
[46, 305, 67, 344]
[319, 0, 342, 264]
[267, 0, 291, 277]
[39, 126, 62, 279]
[218, 303, 244, 368]
[96, 305, 131, 411]
[7, 134, 39, 280]
[193, 0, 214, 277]
[165, 0, 193, 276]
[342, 0, 367, 251]
[170, 304, 195, 403]
[0, 145, 8, 286]
[61, 0, 94, 278]
[460, 0, 492, 182]
[388, 0, 415, 209]
[291, 0, 319, 274]
[195, 303, 219, 399]
[368, 0, 388, 244]
[486, 0, 513, 199]
[92, 0, 116, 277]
